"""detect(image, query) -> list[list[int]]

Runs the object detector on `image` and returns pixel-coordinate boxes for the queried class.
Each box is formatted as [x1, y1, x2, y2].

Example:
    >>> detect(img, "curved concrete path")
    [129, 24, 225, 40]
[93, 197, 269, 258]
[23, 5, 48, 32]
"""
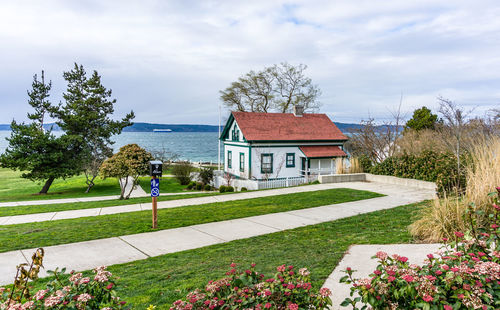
[0, 182, 435, 285]
[0, 182, 432, 225]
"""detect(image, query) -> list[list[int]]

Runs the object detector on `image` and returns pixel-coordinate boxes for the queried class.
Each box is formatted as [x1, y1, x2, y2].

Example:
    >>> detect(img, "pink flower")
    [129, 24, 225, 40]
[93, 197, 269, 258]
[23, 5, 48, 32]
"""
[265, 303, 272, 308]
[230, 263, 236, 268]
[388, 276, 396, 282]
[277, 265, 286, 273]
[454, 231, 464, 238]
[251, 263, 256, 268]
[398, 256, 409, 263]
[422, 294, 433, 302]
[319, 287, 331, 297]
[491, 224, 499, 229]
[376, 251, 388, 260]
[444, 305, 453, 310]
[402, 275, 414, 282]
[288, 303, 299, 310]
[427, 254, 434, 259]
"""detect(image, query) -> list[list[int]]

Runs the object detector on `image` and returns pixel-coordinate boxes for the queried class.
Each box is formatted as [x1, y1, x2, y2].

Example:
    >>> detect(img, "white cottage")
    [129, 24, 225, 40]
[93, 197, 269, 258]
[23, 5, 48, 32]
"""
[220, 106, 348, 180]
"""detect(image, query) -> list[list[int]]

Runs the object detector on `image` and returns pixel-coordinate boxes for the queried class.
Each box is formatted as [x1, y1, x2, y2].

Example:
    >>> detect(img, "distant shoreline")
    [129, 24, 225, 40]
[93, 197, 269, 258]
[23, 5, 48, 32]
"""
[0, 121, 364, 132]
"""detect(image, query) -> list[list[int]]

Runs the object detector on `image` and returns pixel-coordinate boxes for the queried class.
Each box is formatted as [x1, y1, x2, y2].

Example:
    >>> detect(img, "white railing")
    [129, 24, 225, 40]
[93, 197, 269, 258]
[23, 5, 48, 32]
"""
[257, 177, 307, 190]
[300, 168, 335, 176]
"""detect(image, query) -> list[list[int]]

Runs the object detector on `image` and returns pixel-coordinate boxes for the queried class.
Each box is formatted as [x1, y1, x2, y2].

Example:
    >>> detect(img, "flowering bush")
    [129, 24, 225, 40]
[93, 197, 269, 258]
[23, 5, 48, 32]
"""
[1, 266, 129, 310]
[170, 263, 332, 309]
[340, 188, 500, 309]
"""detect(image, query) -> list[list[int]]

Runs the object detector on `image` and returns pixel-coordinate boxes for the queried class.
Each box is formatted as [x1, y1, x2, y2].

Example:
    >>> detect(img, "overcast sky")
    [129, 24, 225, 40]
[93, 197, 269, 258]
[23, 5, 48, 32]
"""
[1, 0, 499, 125]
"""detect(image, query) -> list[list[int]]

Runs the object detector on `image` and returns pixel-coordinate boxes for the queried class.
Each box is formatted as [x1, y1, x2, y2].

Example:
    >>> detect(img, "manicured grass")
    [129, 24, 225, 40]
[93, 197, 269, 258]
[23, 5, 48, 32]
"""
[0, 193, 217, 217]
[0, 188, 382, 253]
[0, 168, 122, 202]
[25, 202, 425, 309]
[137, 177, 194, 193]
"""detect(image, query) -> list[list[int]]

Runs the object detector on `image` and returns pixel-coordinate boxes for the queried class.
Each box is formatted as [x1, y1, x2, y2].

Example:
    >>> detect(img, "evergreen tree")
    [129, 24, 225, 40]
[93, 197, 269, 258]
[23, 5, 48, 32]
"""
[50, 63, 135, 192]
[405, 106, 438, 132]
[0, 72, 78, 194]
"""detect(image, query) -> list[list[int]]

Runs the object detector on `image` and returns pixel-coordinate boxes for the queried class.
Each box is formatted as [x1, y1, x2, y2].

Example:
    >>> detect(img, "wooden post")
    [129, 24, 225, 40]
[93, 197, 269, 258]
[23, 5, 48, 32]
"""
[152, 176, 158, 229]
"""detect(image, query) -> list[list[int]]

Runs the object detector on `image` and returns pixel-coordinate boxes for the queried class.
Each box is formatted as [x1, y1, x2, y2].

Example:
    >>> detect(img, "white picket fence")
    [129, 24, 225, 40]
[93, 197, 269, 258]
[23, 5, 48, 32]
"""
[257, 177, 308, 190]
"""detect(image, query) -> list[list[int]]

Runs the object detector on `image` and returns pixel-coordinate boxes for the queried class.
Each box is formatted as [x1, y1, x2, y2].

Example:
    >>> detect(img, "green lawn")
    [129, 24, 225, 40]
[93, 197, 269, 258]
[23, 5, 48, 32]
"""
[24, 202, 424, 309]
[0, 188, 382, 253]
[0, 193, 217, 217]
[137, 177, 202, 194]
[0, 168, 122, 202]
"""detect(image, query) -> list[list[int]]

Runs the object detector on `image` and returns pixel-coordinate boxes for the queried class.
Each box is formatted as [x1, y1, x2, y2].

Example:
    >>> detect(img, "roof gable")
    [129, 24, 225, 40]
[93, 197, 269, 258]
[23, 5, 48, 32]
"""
[229, 112, 347, 142]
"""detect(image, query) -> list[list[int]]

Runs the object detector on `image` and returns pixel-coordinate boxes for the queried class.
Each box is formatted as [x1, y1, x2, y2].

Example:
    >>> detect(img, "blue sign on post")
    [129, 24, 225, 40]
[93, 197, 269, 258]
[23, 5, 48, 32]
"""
[151, 178, 160, 197]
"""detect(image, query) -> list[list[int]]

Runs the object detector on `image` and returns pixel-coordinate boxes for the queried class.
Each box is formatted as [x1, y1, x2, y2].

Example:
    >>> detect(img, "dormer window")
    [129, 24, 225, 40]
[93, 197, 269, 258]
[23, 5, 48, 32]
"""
[231, 127, 240, 141]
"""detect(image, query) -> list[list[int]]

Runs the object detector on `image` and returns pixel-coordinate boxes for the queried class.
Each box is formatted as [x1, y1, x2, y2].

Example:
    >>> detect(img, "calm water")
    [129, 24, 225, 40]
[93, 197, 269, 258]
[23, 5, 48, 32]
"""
[0, 131, 221, 163]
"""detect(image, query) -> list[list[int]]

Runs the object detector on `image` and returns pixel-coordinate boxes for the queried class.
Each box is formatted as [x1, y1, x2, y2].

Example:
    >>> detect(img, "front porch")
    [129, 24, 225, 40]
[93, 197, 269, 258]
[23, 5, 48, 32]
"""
[300, 157, 341, 176]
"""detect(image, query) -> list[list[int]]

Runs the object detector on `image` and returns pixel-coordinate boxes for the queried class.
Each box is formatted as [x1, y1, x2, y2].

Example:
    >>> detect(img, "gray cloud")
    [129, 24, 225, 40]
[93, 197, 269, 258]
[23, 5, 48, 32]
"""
[0, 0, 499, 125]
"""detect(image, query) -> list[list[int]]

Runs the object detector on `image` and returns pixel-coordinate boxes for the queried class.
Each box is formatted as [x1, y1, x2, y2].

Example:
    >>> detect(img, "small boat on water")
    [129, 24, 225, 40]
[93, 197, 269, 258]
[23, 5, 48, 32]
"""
[153, 129, 172, 132]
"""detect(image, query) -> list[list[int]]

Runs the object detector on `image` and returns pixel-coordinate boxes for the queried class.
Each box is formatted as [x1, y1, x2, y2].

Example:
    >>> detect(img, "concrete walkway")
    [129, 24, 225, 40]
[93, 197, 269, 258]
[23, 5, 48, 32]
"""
[322, 244, 442, 309]
[0, 182, 433, 226]
[0, 182, 435, 285]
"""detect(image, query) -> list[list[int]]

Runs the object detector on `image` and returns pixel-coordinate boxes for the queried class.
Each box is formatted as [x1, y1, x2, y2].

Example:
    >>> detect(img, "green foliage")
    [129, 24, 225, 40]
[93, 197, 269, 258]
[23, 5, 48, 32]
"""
[357, 155, 373, 173]
[404, 106, 438, 132]
[240, 187, 248, 192]
[195, 183, 203, 191]
[204, 184, 212, 191]
[371, 150, 465, 194]
[219, 185, 227, 193]
[226, 186, 235, 192]
[100, 144, 153, 199]
[198, 167, 214, 186]
[172, 162, 194, 185]
[186, 181, 196, 190]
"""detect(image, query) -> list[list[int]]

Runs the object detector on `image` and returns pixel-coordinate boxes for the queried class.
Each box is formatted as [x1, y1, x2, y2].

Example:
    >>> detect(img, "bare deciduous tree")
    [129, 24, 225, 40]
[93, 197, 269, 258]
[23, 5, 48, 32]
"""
[220, 63, 321, 113]
[436, 97, 473, 175]
[345, 99, 405, 163]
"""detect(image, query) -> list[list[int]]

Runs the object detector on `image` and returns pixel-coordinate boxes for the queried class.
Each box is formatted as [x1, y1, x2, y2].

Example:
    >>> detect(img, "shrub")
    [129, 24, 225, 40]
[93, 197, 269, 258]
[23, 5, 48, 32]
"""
[204, 184, 212, 191]
[219, 185, 227, 193]
[240, 187, 248, 192]
[358, 155, 373, 173]
[195, 182, 203, 190]
[186, 181, 196, 190]
[341, 189, 500, 309]
[1, 249, 128, 310]
[225, 186, 234, 192]
[371, 150, 465, 195]
[310, 180, 320, 185]
[170, 263, 332, 310]
[172, 161, 194, 185]
[199, 167, 214, 186]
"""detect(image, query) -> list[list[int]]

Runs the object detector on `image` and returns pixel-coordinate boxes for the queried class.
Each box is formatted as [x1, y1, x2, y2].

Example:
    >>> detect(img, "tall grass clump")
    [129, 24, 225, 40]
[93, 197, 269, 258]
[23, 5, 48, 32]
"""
[348, 157, 363, 173]
[410, 137, 500, 242]
[335, 157, 346, 174]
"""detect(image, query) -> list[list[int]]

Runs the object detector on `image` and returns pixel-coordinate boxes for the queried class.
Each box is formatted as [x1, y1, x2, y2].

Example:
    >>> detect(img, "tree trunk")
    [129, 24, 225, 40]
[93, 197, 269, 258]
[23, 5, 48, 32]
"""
[85, 175, 97, 193]
[39, 177, 55, 194]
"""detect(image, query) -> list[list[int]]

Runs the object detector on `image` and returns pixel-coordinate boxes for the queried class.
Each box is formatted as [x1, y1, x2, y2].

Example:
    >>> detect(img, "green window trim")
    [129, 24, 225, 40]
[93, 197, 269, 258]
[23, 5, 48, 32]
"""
[239, 152, 245, 172]
[286, 153, 295, 168]
[227, 150, 232, 168]
[261, 153, 273, 174]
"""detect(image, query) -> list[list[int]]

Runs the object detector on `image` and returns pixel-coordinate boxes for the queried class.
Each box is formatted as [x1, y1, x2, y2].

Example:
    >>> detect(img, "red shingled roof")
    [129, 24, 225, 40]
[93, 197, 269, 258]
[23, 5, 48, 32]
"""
[299, 145, 347, 158]
[232, 112, 347, 141]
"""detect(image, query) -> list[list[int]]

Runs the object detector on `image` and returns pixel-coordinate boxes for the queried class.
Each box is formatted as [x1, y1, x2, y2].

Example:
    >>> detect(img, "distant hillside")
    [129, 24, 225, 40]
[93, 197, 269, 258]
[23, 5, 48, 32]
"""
[0, 121, 365, 132]
[122, 122, 222, 132]
[2, 122, 366, 132]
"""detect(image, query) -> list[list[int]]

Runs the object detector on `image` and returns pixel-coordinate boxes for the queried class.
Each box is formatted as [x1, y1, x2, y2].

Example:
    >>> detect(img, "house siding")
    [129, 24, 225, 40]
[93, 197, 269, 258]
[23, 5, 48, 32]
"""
[251, 146, 303, 179]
